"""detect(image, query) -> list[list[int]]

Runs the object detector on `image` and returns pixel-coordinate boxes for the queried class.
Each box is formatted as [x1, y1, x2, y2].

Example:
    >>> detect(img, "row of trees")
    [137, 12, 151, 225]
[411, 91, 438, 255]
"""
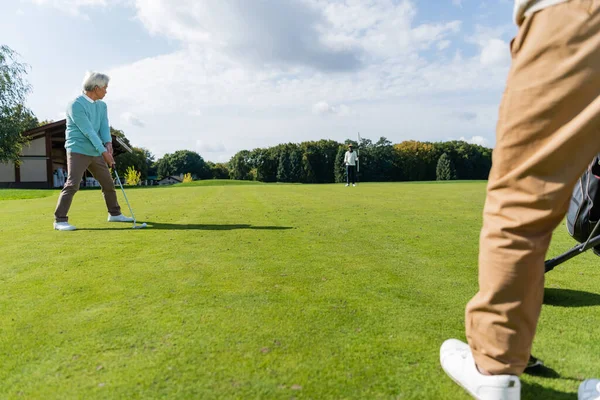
[110, 135, 492, 184]
[228, 138, 492, 183]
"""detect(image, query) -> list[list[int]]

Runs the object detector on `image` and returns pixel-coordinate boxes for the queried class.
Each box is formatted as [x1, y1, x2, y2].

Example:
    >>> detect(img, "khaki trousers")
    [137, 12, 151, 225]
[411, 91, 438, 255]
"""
[465, 0, 600, 375]
[54, 152, 121, 222]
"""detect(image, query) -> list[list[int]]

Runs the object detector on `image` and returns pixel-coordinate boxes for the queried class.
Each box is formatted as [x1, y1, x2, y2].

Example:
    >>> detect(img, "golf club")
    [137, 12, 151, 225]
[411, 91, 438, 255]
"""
[113, 165, 147, 229]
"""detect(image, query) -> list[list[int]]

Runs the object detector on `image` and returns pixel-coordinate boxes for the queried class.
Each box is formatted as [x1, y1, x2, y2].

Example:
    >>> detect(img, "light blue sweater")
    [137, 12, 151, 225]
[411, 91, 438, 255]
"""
[65, 95, 111, 156]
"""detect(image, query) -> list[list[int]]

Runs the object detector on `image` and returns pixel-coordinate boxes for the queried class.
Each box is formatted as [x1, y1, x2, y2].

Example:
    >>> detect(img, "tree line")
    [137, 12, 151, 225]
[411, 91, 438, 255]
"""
[112, 136, 492, 184]
[228, 138, 492, 183]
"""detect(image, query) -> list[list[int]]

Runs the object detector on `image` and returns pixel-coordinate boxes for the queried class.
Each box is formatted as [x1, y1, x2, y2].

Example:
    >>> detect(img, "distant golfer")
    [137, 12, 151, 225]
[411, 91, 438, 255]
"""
[344, 144, 358, 187]
[53, 71, 133, 231]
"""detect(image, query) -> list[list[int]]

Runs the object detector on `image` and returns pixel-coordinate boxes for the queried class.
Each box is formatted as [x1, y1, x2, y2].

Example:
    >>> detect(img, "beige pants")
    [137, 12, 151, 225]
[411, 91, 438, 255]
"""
[465, 0, 600, 375]
[54, 152, 121, 222]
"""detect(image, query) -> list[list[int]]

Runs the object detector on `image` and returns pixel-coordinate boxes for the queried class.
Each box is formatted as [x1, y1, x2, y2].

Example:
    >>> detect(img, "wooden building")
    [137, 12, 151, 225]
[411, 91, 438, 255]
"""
[0, 120, 67, 189]
[0, 120, 128, 189]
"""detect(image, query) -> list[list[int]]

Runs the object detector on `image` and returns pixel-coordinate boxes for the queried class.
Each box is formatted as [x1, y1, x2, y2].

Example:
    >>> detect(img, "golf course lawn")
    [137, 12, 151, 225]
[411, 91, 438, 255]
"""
[1, 181, 598, 399]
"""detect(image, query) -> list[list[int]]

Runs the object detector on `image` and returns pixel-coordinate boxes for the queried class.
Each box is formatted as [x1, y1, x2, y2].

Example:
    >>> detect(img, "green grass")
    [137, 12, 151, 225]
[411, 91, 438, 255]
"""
[0, 189, 56, 200]
[0, 181, 598, 399]
[180, 179, 265, 187]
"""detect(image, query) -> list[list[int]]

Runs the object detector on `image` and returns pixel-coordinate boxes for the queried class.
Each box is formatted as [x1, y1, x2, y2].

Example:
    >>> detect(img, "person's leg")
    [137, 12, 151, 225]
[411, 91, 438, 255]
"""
[87, 156, 121, 216]
[54, 152, 92, 222]
[351, 166, 356, 184]
[346, 165, 350, 185]
[466, 1, 600, 376]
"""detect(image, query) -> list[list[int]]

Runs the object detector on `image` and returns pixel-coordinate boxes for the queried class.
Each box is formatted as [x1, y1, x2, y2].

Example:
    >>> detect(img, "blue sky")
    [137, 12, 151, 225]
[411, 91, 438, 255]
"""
[1, 0, 517, 162]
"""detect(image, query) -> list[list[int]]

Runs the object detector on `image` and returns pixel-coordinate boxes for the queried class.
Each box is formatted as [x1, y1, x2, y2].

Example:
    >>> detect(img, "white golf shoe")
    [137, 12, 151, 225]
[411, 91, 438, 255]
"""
[53, 222, 76, 231]
[579, 379, 600, 400]
[440, 339, 521, 400]
[107, 214, 135, 222]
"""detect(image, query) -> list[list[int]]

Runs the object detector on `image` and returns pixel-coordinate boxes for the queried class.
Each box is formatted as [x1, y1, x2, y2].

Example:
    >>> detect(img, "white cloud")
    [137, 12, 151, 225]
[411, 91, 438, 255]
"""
[24, 0, 123, 17]
[312, 101, 350, 117]
[460, 135, 490, 147]
[316, 0, 462, 57]
[196, 140, 226, 153]
[467, 25, 512, 68]
[479, 39, 510, 67]
[134, 0, 364, 71]
[437, 40, 451, 50]
[121, 112, 145, 127]
[411, 21, 461, 46]
[27, 0, 110, 6]
[107, 1, 502, 115]
[452, 111, 477, 121]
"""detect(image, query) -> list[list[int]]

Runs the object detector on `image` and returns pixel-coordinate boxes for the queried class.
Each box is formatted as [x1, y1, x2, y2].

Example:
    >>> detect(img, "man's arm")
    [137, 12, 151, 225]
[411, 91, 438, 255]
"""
[99, 102, 112, 145]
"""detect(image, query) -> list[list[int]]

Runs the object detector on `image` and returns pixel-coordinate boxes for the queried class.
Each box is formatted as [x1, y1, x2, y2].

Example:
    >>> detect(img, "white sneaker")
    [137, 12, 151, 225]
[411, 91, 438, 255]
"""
[53, 222, 76, 231]
[345, 184, 349, 187]
[579, 379, 600, 400]
[107, 214, 135, 222]
[440, 339, 521, 400]
[352, 184, 356, 187]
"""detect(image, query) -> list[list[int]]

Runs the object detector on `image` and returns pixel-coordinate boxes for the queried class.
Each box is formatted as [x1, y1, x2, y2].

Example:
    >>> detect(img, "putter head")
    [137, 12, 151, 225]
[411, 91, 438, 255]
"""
[133, 222, 147, 229]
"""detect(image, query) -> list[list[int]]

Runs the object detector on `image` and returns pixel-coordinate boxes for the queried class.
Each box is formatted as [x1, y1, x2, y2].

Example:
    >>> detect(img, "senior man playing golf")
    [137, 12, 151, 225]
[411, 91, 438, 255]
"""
[53, 71, 133, 231]
[440, 1, 600, 399]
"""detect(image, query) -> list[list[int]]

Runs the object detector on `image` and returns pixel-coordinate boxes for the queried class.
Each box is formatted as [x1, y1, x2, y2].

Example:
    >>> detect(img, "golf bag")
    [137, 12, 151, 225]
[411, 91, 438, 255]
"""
[545, 155, 600, 272]
[566, 155, 600, 254]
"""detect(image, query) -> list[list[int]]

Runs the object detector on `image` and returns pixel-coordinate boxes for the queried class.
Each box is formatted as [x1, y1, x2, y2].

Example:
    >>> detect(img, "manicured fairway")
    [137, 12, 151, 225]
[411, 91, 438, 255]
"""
[1, 181, 598, 399]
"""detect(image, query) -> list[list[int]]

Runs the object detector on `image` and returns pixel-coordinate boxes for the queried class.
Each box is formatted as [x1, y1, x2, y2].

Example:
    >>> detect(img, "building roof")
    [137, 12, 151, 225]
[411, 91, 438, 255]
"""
[22, 119, 130, 155]
[22, 120, 67, 138]
[159, 176, 183, 182]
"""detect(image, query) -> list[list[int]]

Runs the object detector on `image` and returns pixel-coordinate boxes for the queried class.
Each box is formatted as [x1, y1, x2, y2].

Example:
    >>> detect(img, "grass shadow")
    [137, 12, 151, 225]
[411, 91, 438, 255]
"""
[78, 221, 294, 231]
[521, 382, 575, 400]
[525, 365, 581, 383]
[544, 288, 600, 308]
[525, 364, 562, 379]
[145, 222, 294, 230]
[523, 366, 581, 398]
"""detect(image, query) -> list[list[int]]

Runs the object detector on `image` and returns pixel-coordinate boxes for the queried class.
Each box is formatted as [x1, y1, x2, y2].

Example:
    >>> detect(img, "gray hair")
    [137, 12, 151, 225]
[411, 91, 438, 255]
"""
[82, 71, 110, 91]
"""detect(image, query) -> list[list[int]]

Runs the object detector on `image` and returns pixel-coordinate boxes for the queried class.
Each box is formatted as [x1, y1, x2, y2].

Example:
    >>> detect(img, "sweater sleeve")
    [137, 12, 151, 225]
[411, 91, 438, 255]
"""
[70, 101, 106, 154]
[99, 102, 111, 144]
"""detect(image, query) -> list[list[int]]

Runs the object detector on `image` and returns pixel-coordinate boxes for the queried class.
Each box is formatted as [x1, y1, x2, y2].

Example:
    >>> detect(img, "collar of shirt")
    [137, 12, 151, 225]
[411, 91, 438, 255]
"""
[82, 93, 95, 103]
